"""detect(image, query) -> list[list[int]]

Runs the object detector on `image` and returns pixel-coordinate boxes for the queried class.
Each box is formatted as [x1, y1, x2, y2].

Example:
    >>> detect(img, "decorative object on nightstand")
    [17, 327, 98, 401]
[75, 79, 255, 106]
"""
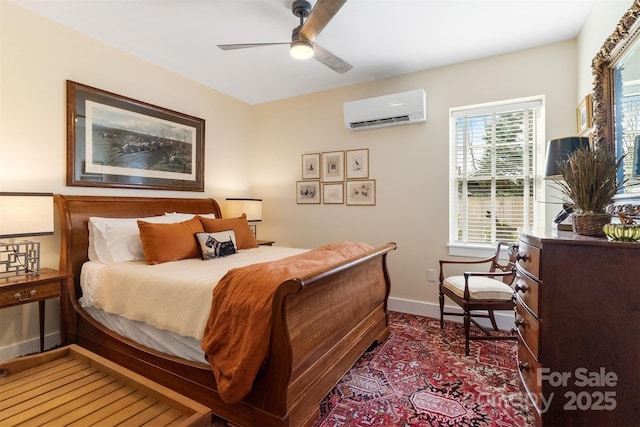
[544, 137, 589, 231]
[0, 192, 54, 276]
[225, 198, 262, 237]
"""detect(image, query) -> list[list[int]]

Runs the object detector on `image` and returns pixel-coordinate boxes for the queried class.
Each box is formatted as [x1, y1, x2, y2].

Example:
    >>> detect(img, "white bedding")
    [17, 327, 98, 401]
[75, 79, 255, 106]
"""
[83, 306, 208, 362]
[80, 246, 308, 342]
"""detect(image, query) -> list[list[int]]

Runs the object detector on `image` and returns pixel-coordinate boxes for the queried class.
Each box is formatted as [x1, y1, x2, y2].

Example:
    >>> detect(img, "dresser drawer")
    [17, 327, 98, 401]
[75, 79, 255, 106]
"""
[517, 337, 542, 417]
[517, 240, 540, 280]
[0, 282, 60, 307]
[515, 299, 539, 360]
[514, 266, 539, 317]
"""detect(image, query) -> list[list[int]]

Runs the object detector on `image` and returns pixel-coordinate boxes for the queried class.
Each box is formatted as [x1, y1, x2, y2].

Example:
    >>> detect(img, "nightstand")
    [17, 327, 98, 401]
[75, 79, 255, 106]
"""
[0, 268, 72, 352]
[257, 240, 275, 246]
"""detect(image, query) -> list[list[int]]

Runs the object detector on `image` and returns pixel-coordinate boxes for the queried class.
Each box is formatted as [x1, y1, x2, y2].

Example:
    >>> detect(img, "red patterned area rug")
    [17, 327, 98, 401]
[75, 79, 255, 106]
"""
[313, 312, 535, 427]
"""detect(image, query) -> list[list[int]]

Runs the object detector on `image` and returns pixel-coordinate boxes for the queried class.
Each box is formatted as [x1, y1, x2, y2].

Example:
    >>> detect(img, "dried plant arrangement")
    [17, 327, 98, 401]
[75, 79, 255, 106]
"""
[554, 146, 626, 235]
[554, 146, 625, 214]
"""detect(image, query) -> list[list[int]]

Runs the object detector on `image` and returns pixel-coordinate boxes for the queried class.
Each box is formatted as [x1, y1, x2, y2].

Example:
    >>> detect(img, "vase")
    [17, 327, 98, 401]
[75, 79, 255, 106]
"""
[571, 213, 611, 236]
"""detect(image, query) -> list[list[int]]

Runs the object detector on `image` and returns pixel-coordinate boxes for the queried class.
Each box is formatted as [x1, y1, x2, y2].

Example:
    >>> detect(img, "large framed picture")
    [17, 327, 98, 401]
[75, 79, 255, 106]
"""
[66, 80, 205, 191]
[296, 181, 321, 204]
[346, 180, 376, 206]
[301, 153, 320, 179]
[346, 148, 369, 179]
[321, 151, 345, 182]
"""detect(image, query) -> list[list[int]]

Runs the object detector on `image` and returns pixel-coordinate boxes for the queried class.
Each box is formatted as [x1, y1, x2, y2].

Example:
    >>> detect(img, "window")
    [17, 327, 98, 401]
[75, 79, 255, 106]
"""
[449, 97, 544, 254]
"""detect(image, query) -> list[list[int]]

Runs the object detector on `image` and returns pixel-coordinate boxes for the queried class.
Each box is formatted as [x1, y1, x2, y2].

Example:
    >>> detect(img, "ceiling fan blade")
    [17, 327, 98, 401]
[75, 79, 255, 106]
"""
[313, 43, 353, 74]
[300, 0, 347, 41]
[218, 42, 288, 51]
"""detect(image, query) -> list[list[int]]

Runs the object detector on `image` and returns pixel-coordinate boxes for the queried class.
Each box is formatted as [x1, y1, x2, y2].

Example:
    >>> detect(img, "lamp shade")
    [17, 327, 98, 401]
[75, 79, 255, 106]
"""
[544, 137, 590, 179]
[0, 192, 54, 238]
[225, 198, 262, 222]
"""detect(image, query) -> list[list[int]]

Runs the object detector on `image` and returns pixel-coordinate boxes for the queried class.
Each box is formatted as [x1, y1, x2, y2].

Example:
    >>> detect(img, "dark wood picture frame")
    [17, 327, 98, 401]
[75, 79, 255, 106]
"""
[66, 80, 205, 191]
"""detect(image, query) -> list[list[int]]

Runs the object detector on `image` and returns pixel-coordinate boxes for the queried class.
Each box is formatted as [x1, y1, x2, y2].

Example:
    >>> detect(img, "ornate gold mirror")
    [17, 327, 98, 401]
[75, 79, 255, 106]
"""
[592, 0, 640, 201]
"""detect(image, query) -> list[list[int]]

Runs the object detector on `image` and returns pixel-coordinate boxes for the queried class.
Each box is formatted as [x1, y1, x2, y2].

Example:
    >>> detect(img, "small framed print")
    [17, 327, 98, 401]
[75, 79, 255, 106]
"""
[323, 183, 344, 204]
[346, 149, 369, 179]
[576, 94, 593, 135]
[301, 153, 320, 179]
[296, 181, 320, 204]
[322, 151, 345, 182]
[346, 180, 376, 206]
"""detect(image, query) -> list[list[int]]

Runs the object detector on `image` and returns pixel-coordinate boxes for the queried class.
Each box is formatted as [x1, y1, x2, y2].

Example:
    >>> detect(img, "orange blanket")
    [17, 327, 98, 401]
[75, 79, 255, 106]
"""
[201, 241, 373, 404]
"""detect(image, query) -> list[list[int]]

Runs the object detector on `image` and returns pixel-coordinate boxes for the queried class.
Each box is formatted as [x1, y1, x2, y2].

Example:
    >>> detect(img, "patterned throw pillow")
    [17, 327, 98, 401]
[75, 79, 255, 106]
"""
[196, 230, 237, 260]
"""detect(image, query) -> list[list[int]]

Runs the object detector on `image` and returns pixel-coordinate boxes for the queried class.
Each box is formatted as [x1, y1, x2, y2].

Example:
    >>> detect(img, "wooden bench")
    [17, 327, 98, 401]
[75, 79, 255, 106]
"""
[0, 345, 211, 426]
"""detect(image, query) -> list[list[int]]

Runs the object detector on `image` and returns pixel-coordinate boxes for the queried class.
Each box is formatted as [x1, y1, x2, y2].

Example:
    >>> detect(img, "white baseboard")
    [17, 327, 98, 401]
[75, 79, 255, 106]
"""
[388, 297, 515, 331]
[0, 332, 62, 363]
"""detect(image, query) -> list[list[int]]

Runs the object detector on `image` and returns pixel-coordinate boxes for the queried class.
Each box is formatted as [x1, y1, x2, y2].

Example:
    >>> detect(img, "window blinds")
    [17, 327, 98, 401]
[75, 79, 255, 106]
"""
[451, 98, 543, 245]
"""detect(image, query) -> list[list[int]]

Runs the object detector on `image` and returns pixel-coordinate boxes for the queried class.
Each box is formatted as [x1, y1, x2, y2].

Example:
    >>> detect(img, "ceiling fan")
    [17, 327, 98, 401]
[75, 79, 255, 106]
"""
[217, 0, 353, 74]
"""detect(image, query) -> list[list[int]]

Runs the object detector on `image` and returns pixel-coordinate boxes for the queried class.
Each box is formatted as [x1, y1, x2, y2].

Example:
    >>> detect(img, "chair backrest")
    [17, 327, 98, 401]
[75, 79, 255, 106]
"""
[489, 241, 518, 284]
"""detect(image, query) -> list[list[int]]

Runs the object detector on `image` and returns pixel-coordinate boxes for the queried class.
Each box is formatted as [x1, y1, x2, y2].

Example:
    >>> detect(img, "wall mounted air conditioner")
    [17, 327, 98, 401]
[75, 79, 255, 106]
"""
[343, 89, 426, 130]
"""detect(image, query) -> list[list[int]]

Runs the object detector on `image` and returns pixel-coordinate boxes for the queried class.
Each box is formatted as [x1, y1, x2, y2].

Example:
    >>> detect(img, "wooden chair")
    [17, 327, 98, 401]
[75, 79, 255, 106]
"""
[438, 241, 518, 355]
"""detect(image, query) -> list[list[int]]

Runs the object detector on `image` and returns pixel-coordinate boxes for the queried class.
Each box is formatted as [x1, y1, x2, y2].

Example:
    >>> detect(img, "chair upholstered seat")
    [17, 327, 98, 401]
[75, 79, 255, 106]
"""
[438, 241, 518, 355]
[443, 275, 515, 300]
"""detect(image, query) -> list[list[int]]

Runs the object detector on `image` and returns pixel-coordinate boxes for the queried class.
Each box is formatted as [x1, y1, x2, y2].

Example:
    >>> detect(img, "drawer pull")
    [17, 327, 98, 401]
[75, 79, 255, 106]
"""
[516, 253, 529, 262]
[14, 290, 36, 301]
[518, 361, 530, 372]
[514, 316, 526, 328]
[514, 283, 528, 293]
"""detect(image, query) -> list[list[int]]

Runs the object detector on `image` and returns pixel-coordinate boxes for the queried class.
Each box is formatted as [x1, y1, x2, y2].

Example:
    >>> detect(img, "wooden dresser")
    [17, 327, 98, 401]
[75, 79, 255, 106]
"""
[514, 229, 639, 426]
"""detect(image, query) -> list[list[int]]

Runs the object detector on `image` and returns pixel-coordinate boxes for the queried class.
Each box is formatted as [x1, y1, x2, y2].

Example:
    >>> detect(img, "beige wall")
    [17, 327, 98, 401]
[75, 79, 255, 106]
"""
[251, 41, 578, 310]
[0, 2, 253, 356]
[0, 0, 632, 358]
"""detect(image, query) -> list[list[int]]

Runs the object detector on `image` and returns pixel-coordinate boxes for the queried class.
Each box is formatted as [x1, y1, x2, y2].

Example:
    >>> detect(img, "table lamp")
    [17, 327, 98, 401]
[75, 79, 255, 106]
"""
[224, 198, 263, 237]
[544, 137, 589, 230]
[0, 192, 54, 276]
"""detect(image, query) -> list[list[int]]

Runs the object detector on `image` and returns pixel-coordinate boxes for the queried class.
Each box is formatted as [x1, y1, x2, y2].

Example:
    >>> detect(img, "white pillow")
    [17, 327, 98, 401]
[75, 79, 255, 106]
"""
[89, 214, 200, 263]
[164, 212, 216, 220]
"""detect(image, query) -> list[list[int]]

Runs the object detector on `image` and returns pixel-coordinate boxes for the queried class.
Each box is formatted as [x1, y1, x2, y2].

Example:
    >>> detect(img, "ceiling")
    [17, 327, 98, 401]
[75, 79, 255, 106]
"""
[11, 0, 603, 105]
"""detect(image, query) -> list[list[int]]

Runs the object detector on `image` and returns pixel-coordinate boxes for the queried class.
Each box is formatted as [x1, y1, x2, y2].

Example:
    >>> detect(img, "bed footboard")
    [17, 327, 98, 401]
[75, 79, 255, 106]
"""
[249, 242, 396, 426]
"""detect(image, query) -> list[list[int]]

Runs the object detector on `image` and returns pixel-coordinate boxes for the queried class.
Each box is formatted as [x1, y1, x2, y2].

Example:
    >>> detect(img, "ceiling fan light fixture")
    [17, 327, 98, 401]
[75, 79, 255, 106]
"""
[290, 39, 313, 60]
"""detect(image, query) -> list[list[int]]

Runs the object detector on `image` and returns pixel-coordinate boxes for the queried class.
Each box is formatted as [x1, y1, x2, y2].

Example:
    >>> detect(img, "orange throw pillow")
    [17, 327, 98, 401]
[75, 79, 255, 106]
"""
[137, 216, 204, 264]
[198, 214, 258, 250]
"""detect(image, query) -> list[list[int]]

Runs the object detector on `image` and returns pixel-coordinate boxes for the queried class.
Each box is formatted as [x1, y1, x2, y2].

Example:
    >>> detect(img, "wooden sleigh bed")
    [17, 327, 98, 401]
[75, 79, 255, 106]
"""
[54, 194, 396, 427]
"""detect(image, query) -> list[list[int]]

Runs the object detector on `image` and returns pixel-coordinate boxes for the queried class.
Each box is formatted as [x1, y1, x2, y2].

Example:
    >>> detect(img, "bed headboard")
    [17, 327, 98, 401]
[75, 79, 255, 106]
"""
[54, 194, 223, 295]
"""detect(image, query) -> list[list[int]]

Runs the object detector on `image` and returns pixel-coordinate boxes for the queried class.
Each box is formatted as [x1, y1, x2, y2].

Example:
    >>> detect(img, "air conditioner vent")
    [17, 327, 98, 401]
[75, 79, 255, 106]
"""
[343, 90, 426, 131]
[349, 115, 411, 129]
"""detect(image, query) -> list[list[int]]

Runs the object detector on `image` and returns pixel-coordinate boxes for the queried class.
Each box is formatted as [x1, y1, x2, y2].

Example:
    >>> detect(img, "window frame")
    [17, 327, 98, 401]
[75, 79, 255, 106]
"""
[448, 96, 545, 257]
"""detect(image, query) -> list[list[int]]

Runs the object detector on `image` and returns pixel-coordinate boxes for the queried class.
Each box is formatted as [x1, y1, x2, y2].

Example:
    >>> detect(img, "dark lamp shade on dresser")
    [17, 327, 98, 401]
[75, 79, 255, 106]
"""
[543, 137, 589, 179]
